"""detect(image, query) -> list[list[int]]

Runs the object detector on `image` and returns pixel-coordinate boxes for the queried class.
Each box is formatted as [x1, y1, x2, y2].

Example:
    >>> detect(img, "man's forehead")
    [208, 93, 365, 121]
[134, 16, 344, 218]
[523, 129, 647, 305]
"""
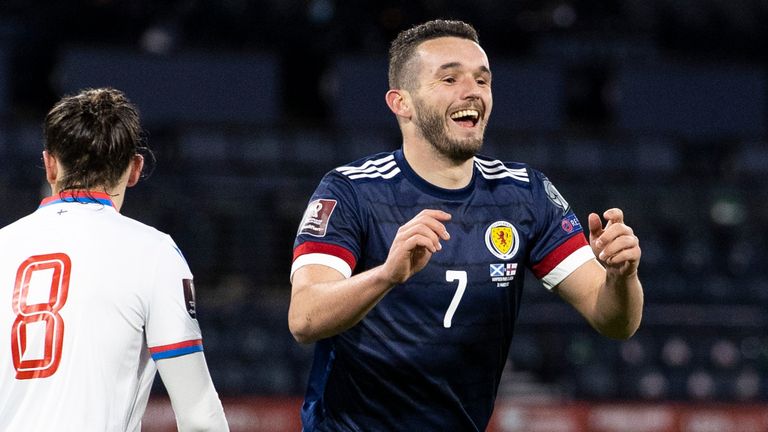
[415, 37, 490, 71]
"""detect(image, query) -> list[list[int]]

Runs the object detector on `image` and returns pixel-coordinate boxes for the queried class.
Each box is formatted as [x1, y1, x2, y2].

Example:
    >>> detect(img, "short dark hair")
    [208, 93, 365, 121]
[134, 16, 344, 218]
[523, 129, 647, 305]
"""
[388, 19, 480, 90]
[44, 87, 149, 191]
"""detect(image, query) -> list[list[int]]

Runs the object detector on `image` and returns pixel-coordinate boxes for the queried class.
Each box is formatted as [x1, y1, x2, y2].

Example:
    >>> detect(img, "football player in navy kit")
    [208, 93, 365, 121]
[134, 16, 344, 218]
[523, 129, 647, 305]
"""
[289, 19, 643, 431]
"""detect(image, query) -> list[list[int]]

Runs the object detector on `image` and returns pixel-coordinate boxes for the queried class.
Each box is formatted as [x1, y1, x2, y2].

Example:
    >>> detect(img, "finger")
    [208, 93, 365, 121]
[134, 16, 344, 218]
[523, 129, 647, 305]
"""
[404, 211, 452, 240]
[416, 209, 452, 222]
[407, 218, 450, 241]
[397, 224, 444, 252]
[403, 233, 441, 255]
[598, 234, 639, 261]
[598, 223, 635, 248]
[588, 213, 603, 238]
[603, 208, 624, 225]
[601, 246, 641, 268]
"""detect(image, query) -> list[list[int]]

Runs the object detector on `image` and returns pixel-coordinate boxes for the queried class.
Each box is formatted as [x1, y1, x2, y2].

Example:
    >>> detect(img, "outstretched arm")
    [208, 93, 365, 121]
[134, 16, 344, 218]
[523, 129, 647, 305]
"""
[555, 208, 643, 339]
[288, 209, 451, 344]
[156, 352, 229, 431]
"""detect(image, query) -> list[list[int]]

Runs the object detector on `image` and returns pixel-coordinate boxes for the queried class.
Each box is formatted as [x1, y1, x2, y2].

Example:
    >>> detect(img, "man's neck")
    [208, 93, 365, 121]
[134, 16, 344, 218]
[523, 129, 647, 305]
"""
[402, 141, 474, 190]
[50, 185, 127, 212]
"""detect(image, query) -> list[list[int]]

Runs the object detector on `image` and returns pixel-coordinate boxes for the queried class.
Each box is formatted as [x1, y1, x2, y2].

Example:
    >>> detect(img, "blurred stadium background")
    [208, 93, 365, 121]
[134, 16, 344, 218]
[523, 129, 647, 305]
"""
[1, 1, 767, 431]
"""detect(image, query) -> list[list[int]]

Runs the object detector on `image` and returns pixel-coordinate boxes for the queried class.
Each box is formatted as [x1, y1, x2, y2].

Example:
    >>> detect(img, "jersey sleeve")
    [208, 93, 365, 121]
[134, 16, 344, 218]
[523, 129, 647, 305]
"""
[156, 352, 229, 430]
[145, 235, 204, 360]
[527, 169, 595, 290]
[291, 171, 364, 281]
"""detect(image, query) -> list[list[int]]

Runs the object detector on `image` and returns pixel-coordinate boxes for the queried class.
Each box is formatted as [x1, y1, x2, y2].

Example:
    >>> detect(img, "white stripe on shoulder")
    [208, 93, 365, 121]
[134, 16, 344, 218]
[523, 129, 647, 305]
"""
[474, 157, 529, 182]
[337, 155, 401, 180]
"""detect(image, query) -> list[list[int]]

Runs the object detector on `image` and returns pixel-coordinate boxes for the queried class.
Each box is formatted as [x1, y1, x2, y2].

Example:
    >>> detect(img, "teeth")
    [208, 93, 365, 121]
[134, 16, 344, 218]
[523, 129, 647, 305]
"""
[450, 109, 479, 120]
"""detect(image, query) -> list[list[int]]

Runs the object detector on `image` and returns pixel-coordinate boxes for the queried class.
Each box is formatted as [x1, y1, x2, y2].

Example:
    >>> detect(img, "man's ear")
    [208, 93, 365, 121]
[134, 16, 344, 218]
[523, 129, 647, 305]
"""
[385, 89, 412, 119]
[126, 154, 144, 187]
[43, 151, 58, 186]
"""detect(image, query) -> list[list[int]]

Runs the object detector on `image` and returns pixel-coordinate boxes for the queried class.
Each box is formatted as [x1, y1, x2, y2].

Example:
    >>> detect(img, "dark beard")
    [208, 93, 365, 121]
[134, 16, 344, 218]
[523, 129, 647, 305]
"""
[413, 99, 484, 163]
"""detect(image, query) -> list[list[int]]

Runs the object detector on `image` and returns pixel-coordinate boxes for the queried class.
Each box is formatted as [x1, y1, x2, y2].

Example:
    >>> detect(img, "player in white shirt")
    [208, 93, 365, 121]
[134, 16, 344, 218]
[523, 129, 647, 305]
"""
[0, 88, 229, 431]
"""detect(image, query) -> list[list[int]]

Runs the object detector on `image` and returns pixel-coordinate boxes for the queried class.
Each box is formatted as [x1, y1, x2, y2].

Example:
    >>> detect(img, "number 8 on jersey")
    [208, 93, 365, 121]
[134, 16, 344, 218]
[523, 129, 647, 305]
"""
[11, 253, 71, 380]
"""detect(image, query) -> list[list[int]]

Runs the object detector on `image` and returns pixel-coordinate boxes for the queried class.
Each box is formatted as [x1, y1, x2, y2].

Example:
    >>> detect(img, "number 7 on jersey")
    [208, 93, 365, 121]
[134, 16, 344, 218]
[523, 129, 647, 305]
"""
[444, 270, 467, 328]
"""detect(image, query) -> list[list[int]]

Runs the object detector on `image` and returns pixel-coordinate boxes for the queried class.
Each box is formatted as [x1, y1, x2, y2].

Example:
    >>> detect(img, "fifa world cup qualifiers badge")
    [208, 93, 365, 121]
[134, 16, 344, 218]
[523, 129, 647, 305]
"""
[298, 199, 337, 237]
[183, 279, 197, 319]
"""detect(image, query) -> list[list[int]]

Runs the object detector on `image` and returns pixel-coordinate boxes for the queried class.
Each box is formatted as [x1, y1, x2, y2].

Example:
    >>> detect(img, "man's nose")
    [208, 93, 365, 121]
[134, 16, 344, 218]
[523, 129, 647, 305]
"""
[459, 79, 482, 99]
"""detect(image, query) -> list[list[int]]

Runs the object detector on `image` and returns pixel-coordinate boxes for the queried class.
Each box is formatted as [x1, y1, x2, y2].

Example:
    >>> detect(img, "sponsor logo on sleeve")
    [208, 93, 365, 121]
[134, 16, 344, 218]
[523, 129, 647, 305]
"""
[183, 279, 197, 319]
[298, 199, 337, 237]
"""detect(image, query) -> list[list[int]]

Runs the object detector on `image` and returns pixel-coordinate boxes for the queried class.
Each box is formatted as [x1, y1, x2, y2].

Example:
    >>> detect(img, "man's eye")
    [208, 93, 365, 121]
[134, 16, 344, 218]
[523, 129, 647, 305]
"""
[443, 77, 456, 84]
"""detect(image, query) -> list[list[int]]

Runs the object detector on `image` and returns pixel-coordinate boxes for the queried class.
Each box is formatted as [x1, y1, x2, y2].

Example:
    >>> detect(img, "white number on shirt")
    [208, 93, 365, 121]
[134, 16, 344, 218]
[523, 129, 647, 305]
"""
[10, 253, 71, 380]
[444, 270, 467, 328]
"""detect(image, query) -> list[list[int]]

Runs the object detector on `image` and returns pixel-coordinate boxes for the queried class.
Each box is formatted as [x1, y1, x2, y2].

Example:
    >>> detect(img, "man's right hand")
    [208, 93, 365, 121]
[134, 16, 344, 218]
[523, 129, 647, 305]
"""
[381, 209, 452, 285]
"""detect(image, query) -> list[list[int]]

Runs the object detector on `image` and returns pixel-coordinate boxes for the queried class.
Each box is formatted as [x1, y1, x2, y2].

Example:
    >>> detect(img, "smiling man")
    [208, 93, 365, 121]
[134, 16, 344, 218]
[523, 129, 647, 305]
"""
[289, 19, 644, 431]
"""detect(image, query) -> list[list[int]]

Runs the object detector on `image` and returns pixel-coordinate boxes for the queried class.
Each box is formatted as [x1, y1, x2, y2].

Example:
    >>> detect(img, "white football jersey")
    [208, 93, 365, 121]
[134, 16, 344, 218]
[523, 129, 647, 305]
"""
[0, 192, 204, 431]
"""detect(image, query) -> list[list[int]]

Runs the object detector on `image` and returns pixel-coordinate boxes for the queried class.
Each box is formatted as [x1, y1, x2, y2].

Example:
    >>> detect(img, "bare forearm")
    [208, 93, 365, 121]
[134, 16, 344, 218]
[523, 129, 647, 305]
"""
[289, 265, 394, 343]
[289, 210, 451, 344]
[584, 209, 644, 339]
[593, 271, 644, 339]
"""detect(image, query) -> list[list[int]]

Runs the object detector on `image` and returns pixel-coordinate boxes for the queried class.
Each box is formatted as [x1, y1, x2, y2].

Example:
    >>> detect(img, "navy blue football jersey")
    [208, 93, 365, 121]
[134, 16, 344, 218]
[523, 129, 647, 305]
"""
[292, 149, 593, 431]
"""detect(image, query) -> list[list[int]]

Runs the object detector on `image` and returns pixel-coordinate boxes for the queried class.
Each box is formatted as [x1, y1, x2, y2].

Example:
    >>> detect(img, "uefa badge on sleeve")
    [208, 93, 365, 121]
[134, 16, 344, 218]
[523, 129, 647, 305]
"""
[183, 279, 197, 319]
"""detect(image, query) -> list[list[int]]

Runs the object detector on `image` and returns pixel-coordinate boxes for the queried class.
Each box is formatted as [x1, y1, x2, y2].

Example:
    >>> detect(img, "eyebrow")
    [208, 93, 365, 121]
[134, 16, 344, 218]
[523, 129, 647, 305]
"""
[437, 62, 491, 75]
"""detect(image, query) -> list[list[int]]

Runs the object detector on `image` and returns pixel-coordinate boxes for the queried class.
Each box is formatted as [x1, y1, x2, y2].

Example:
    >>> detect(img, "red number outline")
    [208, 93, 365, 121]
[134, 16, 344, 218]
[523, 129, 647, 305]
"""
[11, 253, 71, 379]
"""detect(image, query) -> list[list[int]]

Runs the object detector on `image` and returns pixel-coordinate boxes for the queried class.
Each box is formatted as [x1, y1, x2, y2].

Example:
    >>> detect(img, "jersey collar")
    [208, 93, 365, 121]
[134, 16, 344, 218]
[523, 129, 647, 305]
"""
[39, 191, 116, 209]
[394, 149, 476, 201]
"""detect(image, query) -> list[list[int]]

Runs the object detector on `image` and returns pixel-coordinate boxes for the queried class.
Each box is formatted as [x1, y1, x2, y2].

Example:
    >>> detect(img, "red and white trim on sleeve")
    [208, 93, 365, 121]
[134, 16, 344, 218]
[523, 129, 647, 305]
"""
[531, 235, 595, 290]
[291, 242, 357, 281]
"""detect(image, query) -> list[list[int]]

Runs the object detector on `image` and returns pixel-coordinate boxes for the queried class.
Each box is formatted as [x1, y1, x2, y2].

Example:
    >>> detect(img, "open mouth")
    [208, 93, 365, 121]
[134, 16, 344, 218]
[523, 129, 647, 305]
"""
[449, 109, 480, 128]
